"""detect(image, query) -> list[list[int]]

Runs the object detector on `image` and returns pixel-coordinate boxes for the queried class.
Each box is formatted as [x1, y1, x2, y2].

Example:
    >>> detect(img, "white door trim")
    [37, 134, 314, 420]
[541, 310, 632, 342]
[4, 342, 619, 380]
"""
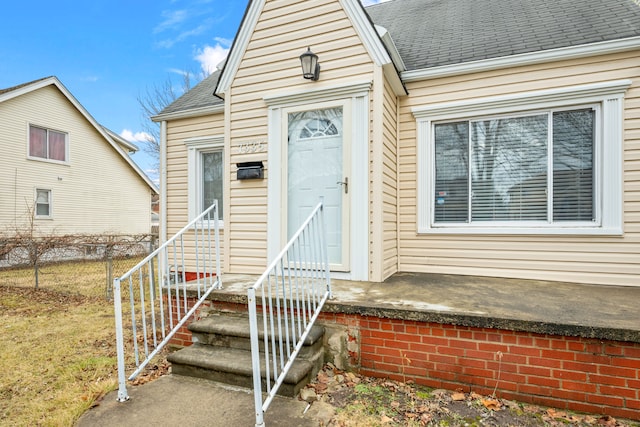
[266, 83, 370, 281]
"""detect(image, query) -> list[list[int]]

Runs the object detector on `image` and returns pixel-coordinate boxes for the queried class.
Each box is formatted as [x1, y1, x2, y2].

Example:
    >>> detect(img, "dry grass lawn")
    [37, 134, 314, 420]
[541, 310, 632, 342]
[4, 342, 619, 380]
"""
[0, 259, 145, 427]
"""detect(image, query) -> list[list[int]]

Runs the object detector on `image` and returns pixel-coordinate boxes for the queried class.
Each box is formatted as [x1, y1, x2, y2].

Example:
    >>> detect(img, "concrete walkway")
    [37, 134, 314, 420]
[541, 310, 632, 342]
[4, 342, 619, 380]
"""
[76, 375, 335, 427]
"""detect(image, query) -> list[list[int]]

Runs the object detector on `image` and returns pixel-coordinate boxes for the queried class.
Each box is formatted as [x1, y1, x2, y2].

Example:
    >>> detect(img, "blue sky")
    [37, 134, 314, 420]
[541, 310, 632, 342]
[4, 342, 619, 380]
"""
[1, 0, 388, 184]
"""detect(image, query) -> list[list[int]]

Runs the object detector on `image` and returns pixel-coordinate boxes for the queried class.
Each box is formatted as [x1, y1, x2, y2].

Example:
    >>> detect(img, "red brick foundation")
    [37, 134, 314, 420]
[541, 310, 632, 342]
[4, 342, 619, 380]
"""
[171, 297, 640, 420]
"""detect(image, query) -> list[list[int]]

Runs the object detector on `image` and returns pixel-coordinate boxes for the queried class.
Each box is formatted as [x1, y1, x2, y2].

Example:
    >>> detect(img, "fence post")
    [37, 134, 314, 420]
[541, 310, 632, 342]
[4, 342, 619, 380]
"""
[106, 252, 113, 300]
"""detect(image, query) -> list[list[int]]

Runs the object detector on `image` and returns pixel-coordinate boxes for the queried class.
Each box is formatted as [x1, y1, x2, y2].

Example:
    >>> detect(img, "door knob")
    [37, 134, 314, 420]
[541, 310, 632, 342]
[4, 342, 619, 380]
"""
[336, 177, 348, 194]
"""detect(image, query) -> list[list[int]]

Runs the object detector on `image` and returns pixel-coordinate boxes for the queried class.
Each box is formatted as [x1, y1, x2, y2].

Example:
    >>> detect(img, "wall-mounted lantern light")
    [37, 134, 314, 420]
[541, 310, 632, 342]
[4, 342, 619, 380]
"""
[300, 47, 320, 81]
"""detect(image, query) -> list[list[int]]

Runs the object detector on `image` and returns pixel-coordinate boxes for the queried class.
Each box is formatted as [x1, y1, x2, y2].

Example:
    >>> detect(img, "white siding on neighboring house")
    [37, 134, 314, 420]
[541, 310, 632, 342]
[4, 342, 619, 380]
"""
[398, 51, 640, 286]
[0, 85, 152, 236]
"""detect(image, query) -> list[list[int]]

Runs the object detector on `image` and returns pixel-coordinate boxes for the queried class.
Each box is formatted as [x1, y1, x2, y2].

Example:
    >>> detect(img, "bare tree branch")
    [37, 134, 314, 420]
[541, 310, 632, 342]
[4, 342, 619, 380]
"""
[137, 70, 209, 167]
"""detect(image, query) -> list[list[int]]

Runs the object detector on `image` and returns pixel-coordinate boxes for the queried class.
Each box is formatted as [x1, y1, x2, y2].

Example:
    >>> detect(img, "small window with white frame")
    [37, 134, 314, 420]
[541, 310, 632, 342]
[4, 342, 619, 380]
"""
[413, 80, 631, 235]
[35, 189, 52, 218]
[185, 136, 224, 224]
[29, 125, 68, 162]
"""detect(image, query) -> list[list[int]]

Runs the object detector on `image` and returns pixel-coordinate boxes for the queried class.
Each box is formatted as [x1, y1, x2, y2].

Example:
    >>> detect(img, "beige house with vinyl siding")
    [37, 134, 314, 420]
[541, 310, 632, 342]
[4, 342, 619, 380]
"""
[0, 76, 157, 236]
[154, 0, 640, 287]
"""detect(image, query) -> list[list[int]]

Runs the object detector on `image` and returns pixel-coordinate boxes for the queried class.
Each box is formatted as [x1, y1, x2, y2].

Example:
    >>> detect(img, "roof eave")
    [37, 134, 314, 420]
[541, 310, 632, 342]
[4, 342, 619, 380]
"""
[151, 104, 225, 122]
[401, 36, 640, 82]
[103, 127, 139, 153]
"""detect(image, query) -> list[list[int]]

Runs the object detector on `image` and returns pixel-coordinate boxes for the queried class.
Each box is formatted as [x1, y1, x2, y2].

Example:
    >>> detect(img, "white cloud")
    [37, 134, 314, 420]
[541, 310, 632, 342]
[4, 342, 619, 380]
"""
[154, 9, 188, 34]
[120, 129, 155, 143]
[156, 19, 214, 49]
[194, 43, 229, 74]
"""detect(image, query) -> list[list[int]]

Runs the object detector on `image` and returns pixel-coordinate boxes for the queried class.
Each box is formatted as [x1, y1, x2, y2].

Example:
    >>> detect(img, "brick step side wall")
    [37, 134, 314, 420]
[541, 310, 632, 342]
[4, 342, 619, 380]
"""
[170, 298, 640, 420]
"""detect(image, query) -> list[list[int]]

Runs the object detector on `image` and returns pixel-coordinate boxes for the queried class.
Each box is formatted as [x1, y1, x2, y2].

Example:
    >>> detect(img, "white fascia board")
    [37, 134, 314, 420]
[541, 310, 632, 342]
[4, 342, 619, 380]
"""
[215, 0, 265, 96]
[383, 63, 407, 96]
[402, 36, 640, 82]
[151, 104, 225, 122]
[375, 25, 406, 72]
[340, 0, 391, 67]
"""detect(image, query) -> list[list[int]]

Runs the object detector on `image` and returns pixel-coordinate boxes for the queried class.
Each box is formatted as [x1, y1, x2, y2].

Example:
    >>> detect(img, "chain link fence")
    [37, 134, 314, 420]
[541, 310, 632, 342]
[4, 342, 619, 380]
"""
[0, 235, 156, 300]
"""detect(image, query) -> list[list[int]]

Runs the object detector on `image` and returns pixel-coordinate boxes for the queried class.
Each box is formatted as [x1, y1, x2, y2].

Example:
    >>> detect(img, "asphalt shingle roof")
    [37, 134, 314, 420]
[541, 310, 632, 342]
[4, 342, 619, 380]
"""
[158, 69, 223, 116]
[365, 0, 640, 70]
[161, 0, 640, 114]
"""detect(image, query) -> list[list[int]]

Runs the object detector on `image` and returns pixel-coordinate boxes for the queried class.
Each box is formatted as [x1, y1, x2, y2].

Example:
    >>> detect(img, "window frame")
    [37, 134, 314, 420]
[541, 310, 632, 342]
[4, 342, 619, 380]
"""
[185, 136, 224, 226]
[28, 124, 69, 164]
[413, 80, 630, 235]
[34, 188, 53, 219]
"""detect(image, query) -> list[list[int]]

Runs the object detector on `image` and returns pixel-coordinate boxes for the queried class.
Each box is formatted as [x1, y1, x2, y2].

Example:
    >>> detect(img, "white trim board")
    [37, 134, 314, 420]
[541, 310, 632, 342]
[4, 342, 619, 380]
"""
[266, 83, 370, 281]
[414, 79, 631, 236]
[402, 37, 640, 81]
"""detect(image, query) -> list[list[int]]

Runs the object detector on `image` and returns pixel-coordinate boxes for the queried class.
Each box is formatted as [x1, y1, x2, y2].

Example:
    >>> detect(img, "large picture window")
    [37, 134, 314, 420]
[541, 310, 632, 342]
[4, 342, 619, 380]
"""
[29, 125, 67, 162]
[414, 80, 630, 235]
[433, 107, 595, 224]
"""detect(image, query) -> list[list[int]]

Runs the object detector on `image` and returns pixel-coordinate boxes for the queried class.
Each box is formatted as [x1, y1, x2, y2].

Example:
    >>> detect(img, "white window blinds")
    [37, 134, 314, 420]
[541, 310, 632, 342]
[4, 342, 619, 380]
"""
[433, 108, 594, 225]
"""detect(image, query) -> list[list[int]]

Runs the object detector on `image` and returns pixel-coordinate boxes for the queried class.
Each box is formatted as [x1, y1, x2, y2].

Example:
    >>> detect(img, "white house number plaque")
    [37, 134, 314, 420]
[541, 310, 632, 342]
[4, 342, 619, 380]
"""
[238, 141, 266, 154]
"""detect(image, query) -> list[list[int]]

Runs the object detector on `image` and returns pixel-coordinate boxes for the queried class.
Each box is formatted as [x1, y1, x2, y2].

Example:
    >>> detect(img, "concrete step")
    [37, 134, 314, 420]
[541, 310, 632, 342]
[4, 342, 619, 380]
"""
[189, 312, 325, 358]
[168, 311, 325, 397]
[168, 344, 315, 397]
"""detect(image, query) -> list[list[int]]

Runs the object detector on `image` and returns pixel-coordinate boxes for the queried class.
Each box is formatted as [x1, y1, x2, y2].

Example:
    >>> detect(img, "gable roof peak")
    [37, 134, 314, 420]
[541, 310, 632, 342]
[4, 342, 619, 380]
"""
[0, 76, 157, 193]
[215, 0, 405, 96]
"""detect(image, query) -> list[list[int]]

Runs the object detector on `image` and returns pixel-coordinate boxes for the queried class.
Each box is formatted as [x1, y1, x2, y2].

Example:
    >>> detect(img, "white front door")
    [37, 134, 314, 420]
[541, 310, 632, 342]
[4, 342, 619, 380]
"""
[285, 106, 350, 270]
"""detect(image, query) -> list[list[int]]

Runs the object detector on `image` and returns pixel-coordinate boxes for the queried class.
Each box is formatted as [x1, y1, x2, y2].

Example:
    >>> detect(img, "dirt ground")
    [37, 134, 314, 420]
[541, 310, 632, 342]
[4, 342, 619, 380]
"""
[301, 363, 640, 427]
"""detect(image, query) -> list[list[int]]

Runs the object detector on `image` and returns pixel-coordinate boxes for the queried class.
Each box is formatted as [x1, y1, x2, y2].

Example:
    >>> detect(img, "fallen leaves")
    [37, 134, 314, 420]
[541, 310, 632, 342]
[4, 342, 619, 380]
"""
[481, 397, 501, 411]
[130, 355, 170, 386]
[451, 392, 466, 401]
[306, 364, 636, 427]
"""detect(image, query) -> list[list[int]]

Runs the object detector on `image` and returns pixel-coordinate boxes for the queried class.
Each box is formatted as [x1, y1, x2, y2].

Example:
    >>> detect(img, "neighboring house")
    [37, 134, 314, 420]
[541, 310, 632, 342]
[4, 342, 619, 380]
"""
[153, 0, 640, 287]
[0, 76, 158, 236]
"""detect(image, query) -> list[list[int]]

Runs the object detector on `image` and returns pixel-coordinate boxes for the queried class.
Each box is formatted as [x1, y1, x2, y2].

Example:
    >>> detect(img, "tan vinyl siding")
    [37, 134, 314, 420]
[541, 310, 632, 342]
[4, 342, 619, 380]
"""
[381, 75, 399, 280]
[165, 113, 226, 269]
[226, 0, 374, 274]
[398, 50, 640, 286]
[0, 86, 152, 236]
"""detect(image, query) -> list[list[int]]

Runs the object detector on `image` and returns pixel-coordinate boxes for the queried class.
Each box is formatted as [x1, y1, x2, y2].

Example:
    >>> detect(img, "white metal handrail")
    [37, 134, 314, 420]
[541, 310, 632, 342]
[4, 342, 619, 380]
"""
[248, 200, 331, 427]
[113, 200, 221, 402]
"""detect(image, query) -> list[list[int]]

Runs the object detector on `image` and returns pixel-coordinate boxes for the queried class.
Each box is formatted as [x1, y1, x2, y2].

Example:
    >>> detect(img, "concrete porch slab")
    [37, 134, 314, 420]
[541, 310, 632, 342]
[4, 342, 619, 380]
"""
[205, 272, 640, 343]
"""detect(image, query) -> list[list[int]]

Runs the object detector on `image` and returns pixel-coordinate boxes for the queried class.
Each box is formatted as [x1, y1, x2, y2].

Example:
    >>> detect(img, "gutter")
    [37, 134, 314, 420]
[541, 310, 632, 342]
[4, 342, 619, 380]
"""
[402, 36, 640, 82]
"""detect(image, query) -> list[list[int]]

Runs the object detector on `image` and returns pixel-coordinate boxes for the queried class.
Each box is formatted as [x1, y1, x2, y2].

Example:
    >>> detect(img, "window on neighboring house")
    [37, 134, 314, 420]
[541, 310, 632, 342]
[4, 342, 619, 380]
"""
[186, 136, 224, 224]
[414, 80, 630, 235]
[29, 125, 68, 162]
[35, 189, 52, 218]
[433, 107, 595, 224]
